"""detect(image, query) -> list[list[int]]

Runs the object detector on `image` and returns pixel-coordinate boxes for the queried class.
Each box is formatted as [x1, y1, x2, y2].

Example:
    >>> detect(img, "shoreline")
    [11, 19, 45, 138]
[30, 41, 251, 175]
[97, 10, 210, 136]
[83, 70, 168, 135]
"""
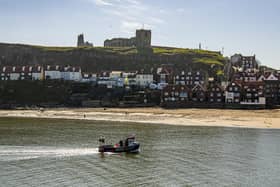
[0, 108, 279, 129]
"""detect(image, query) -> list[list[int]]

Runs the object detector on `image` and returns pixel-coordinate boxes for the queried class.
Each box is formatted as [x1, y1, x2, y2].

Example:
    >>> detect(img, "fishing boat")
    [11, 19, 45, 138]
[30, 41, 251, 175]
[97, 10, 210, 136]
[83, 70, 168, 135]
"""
[98, 135, 140, 153]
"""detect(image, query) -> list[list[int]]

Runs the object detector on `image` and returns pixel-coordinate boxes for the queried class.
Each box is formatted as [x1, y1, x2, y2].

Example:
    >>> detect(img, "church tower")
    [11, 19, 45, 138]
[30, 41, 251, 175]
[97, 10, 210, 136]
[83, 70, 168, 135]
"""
[77, 34, 85, 47]
[136, 29, 151, 48]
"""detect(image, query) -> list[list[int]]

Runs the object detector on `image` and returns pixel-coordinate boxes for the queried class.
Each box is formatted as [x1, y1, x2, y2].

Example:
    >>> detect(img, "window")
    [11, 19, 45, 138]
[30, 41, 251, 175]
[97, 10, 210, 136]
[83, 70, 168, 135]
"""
[246, 93, 252, 97]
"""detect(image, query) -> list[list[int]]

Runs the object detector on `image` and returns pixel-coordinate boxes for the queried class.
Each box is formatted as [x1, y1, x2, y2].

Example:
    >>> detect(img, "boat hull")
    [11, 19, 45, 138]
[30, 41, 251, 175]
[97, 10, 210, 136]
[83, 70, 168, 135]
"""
[98, 143, 140, 153]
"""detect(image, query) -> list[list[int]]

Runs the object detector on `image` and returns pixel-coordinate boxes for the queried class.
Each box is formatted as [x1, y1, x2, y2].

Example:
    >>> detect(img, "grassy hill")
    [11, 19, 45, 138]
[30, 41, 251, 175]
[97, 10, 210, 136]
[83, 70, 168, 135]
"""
[0, 43, 226, 76]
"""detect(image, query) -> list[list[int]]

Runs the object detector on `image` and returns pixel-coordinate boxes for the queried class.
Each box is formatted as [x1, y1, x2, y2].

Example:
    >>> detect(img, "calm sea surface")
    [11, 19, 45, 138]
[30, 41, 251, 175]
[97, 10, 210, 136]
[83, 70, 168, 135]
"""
[0, 117, 280, 186]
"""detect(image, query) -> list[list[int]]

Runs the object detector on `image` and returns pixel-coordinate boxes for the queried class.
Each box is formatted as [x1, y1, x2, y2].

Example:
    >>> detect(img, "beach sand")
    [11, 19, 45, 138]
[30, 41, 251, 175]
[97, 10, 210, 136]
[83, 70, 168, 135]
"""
[0, 108, 279, 129]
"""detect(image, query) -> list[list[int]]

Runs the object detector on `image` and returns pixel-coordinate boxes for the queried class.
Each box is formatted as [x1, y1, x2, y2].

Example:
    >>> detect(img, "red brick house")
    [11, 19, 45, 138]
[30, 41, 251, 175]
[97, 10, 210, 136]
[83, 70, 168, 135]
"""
[161, 85, 192, 104]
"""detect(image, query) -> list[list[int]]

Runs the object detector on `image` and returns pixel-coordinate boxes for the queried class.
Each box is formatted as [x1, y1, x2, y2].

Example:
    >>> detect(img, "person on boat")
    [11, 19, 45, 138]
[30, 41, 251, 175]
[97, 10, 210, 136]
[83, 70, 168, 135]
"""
[125, 138, 128, 147]
[119, 140, 123, 147]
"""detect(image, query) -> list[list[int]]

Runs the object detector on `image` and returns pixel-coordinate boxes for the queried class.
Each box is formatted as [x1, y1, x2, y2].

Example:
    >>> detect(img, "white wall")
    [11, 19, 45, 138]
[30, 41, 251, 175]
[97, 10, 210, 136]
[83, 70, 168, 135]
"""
[45, 71, 61, 80]
[32, 73, 42, 80]
[10, 73, 20, 80]
[136, 74, 153, 87]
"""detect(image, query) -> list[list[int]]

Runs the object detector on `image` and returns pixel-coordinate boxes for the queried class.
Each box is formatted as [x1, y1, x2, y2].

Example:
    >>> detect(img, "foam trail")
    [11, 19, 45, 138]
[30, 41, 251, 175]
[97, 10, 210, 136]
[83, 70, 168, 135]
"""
[0, 146, 99, 161]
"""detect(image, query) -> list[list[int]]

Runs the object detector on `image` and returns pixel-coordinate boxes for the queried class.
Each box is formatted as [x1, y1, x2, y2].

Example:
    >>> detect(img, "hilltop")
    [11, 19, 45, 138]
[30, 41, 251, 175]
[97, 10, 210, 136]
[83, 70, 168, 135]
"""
[0, 43, 226, 76]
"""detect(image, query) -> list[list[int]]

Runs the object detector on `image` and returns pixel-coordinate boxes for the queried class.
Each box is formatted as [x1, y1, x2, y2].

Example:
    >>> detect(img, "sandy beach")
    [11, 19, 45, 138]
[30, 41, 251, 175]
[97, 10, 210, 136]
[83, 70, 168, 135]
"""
[0, 108, 279, 129]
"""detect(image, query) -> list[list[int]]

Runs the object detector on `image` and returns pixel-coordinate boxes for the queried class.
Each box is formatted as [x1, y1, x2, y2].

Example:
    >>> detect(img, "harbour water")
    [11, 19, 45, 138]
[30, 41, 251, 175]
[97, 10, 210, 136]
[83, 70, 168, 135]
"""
[0, 118, 280, 186]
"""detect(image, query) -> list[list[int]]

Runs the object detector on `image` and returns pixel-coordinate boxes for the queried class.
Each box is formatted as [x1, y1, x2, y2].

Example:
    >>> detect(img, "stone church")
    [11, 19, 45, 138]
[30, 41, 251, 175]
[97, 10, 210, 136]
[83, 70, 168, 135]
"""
[104, 29, 151, 48]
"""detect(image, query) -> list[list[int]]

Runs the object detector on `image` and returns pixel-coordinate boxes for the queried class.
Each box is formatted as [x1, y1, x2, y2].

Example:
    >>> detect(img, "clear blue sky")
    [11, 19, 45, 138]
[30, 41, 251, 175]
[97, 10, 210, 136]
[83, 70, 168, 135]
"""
[0, 0, 279, 69]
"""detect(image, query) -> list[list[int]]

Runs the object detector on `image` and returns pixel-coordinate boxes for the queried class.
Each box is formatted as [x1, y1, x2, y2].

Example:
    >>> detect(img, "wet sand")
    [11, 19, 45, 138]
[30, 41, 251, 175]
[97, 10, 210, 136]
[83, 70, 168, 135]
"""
[0, 108, 279, 129]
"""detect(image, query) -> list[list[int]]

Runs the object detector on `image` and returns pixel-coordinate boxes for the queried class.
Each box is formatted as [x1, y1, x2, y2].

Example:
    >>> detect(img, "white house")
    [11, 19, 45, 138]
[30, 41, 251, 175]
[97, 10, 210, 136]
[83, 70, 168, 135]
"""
[110, 71, 123, 79]
[32, 66, 43, 80]
[0, 66, 12, 80]
[266, 73, 279, 81]
[61, 66, 82, 81]
[136, 74, 153, 87]
[81, 73, 97, 82]
[10, 66, 21, 80]
[124, 73, 137, 87]
[45, 65, 61, 80]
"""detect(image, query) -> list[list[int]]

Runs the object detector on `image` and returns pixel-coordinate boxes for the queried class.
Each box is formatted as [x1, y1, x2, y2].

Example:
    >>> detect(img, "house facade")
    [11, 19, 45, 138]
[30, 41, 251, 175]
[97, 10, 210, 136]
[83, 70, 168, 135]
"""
[264, 79, 280, 106]
[241, 81, 265, 105]
[0, 66, 12, 80]
[32, 66, 44, 80]
[191, 84, 206, 102]
[45, 65, 62, 80]
[161, 85, 191, 105]
[10, 66, 22, 80]
[81, 73, 97, 82]
[61, 66, 82, 81]
[225, 82, 242, 103]
[175, 71, 205, 88]
[156, 65, 174, 84]
[136, 74, 153, 88]
[207, 84, 224, 103]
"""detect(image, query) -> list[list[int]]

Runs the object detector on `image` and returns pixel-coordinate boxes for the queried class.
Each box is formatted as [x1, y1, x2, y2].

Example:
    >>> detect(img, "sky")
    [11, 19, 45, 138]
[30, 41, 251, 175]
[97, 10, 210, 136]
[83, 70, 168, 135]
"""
[0, 0, 279, 69]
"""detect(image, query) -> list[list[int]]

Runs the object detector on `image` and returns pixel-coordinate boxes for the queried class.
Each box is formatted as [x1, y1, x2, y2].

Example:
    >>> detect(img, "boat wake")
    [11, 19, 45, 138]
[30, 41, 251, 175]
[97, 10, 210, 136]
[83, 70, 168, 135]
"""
[0, 146, 99, 161]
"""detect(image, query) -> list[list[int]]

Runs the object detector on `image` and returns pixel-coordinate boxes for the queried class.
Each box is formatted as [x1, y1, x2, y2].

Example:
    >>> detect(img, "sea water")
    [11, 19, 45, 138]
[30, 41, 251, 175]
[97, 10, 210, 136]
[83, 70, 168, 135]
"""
[0, 118, 280, 186]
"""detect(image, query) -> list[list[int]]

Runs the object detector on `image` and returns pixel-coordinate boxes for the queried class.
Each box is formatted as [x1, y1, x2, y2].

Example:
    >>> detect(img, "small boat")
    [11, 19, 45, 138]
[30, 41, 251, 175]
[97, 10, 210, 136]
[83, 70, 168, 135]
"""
[98, 135, 140, 153]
